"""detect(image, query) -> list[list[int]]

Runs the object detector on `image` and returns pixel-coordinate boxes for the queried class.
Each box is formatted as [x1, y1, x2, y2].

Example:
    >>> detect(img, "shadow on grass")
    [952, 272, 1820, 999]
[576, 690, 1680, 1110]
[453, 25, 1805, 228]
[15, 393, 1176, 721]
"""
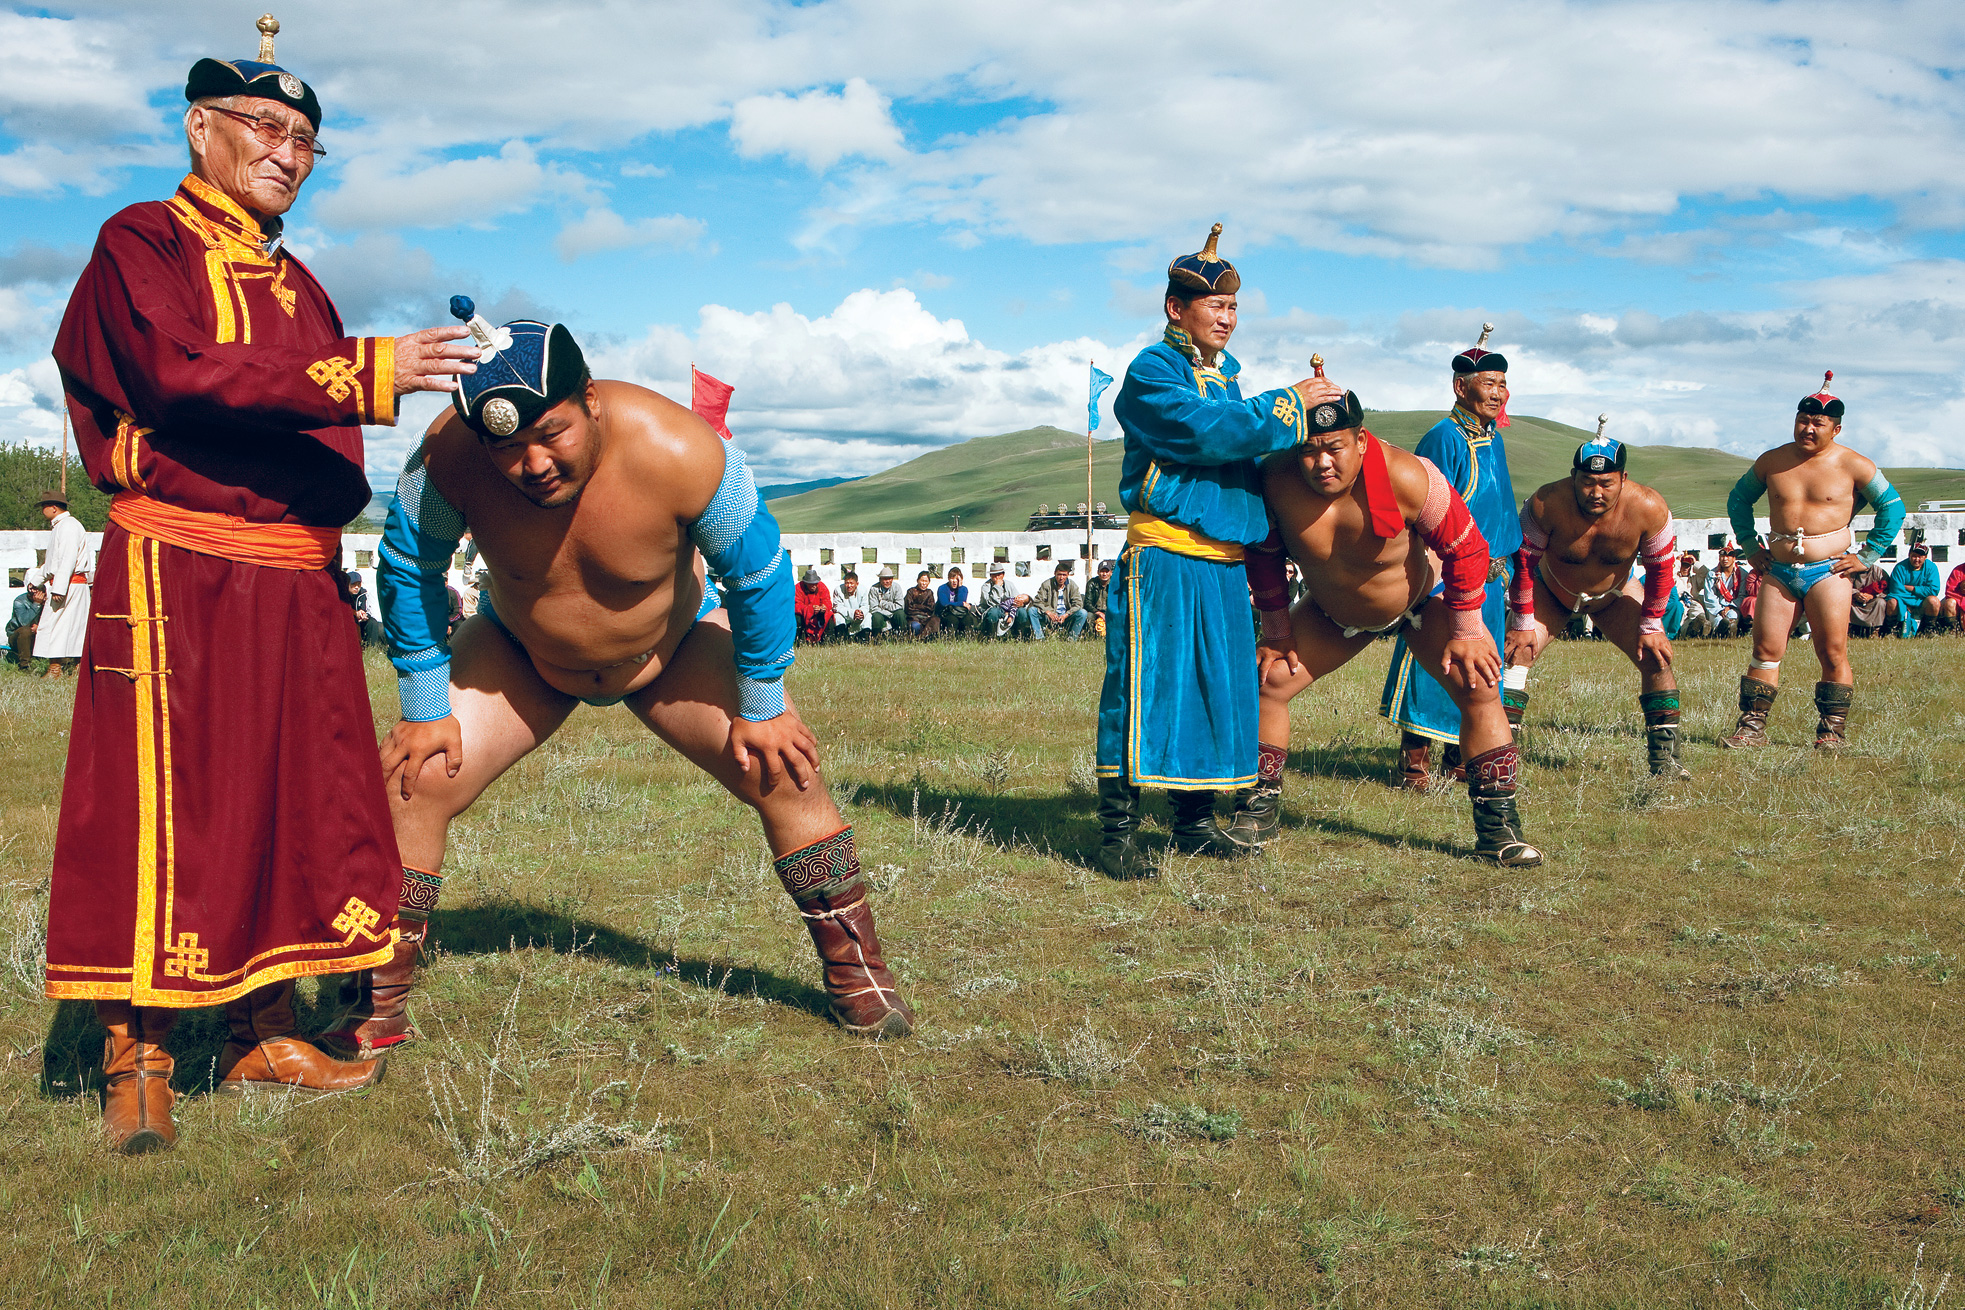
[38, 899, 831, 1103]
[428, 898, 832, 1023]
[848, 779, 1101, 862]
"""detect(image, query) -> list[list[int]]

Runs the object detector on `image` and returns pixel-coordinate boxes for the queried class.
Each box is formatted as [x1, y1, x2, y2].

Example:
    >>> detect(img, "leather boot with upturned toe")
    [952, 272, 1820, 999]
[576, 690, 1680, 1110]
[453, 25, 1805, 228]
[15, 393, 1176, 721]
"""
[218, 982, 385, 1093]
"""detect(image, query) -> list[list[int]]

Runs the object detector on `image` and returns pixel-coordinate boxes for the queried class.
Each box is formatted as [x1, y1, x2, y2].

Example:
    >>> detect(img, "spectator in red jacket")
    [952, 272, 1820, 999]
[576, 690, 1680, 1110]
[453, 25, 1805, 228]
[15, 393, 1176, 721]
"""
[795, 567, 833, 644]
[1941, 560, 1965, 633]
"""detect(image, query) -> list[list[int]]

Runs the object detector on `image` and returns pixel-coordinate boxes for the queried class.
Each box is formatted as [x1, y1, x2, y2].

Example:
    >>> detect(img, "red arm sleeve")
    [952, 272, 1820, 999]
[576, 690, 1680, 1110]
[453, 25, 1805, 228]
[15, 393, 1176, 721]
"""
[1637, 526, 1676, 630]
[1411, 457, 1488, 631]
[1246, 517, 1291, 614]
[56, 214, 397, 433]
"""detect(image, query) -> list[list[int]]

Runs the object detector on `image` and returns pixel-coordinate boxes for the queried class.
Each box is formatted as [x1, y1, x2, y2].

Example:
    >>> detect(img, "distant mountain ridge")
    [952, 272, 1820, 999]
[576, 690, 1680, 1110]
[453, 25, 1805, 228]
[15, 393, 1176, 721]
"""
[768, 415, 1965, 533]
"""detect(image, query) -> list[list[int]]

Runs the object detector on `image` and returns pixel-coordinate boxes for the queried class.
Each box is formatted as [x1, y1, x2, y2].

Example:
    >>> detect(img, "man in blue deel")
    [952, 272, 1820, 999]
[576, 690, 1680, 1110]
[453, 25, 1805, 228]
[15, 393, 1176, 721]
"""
[1380, 327, 1525, 789]
[1094, 224, 1343, 878]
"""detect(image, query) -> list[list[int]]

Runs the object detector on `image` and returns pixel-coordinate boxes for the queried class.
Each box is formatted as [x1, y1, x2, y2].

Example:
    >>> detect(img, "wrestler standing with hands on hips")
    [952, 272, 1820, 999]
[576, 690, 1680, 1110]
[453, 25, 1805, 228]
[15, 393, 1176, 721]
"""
[1720, 373, 1904, 751]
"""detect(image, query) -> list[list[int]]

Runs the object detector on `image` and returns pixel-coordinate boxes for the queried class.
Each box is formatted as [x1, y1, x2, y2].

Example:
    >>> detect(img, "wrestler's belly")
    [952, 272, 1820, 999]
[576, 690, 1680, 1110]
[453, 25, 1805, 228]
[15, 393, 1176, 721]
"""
[488, 573, 707, 701]
[1764, 494, 1855, 562]
[1299, 556, 1434, 631]
[1538, 558, 1630, 611]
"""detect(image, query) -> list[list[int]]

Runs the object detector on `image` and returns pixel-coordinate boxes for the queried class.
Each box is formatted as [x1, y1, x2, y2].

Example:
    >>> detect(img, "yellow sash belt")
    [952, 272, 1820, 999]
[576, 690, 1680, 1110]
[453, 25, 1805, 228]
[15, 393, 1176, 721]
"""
[1125, 511, 1243, 563]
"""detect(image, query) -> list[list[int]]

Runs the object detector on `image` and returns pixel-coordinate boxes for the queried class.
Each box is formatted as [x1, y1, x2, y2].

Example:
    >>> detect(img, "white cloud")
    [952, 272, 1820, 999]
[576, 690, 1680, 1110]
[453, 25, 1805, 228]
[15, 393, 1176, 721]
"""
[554, 208, 706, 261]
[310, 142, 596, 231]
[729, 78, 904, 172]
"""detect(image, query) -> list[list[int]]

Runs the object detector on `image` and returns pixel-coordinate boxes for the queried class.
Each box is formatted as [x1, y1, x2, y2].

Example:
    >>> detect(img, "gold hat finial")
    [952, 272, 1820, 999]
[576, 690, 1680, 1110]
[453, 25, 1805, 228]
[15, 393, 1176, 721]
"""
[1596, 414, 1608, 438]
[257, 14, 280, 62]
[1199, 223, 1223, 262]
[1476, 322, 1494, 349]
[1309, 353, 1324, 376]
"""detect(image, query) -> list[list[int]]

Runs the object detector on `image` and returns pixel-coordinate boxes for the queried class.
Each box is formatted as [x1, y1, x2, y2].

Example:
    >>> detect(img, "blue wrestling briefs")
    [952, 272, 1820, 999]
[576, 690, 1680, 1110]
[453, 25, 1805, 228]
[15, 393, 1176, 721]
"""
[477, 581, 721, 707]
[1765, 557, 1835, 601]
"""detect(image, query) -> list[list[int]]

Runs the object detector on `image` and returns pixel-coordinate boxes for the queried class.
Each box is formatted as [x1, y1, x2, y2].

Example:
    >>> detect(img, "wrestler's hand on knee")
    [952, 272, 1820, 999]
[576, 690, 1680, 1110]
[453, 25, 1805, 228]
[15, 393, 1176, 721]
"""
[1256, 632, 1304, 688]
[1441, 636, 1500, 691]
[730, 713, 821, 792]
[1503, 625, 1544, 666]
[380, 716, 463, 801]
[1636, 631, 1674, 669]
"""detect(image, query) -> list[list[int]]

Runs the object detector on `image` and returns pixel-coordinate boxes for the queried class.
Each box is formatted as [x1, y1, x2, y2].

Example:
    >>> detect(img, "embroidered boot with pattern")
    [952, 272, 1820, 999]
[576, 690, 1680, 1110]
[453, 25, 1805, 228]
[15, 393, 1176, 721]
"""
[319, 867, 441, 1060]
[98, 1000, 177, 1155]
[1095, 777, 1155, 880]
[1169, 790, 1241, 857]
[1640, 689, 1690, 779]
[776, 828, 914, 1038]
[1394, 731, 1432, 790]
[1719, 677, 1778, 749]
[1813, 680, 1853, 751]
[218, 981, 387, 1092]
[1223, 742, 1287, 850]
[1466, 743, 1543, 867]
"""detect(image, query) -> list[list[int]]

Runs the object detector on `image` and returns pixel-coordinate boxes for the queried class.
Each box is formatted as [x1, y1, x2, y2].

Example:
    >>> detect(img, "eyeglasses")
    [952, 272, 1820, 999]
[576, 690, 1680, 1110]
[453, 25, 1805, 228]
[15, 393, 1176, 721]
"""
[208, 106, 326, 159]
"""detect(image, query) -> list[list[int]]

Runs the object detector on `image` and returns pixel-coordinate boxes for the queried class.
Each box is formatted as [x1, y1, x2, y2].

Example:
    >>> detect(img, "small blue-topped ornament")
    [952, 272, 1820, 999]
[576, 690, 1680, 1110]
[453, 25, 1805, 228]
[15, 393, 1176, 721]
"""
[448, 296, 588, 439]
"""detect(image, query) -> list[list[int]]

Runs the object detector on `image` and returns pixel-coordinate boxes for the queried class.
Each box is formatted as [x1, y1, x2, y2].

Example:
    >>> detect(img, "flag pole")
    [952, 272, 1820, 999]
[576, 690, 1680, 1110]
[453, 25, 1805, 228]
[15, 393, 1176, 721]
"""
[59, 405, 68, 500]
[1085, 359, 1095, 564]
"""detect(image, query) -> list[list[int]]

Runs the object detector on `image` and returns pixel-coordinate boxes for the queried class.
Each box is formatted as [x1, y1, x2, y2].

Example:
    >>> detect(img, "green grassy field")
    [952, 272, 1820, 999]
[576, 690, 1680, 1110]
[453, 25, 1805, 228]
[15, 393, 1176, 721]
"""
[1, 633, 1961, 1307]
[767, 420, 1965, 533]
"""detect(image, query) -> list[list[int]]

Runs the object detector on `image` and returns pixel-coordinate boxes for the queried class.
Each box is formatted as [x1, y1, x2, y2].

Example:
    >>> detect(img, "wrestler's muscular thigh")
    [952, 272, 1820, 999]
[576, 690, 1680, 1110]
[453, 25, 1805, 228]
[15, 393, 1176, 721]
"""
[1405, 597, 1511, 758]
[1590, 596, 1675, 694]
[629, 610, 842, 857]
[1509, 573, 1570, 670]
[390, 615, 578, 872]
[1257, 600, 1374, 744]
[1801, 573, 1854, 684]
[1749, 579, 1799, 684]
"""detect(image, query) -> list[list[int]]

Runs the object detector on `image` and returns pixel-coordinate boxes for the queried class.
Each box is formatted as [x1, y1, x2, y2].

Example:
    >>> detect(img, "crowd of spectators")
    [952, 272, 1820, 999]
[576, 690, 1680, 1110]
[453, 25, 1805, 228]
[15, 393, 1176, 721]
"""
[787, 558, 1111, 645]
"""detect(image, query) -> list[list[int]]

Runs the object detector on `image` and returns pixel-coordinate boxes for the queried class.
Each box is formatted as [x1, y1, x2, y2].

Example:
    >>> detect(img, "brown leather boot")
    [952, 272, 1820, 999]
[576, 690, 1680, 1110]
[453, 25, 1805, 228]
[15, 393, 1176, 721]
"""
[1813, 680, 1852, 751]
[1719, 676, 1778, 749]
[775, 827, 914, 1038]
[319, 866, 441, 1060]
[1442, 743, 1467, 782]
[218, 981, 386, 1092]
[1394, 731, 1432, 789]
[98, 1000, 177, 1155]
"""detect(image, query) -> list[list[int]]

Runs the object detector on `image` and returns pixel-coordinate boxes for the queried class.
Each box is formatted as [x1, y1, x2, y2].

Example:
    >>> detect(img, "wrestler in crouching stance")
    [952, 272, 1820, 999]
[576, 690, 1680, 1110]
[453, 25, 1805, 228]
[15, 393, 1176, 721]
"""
[324, 306, 912, 1057]
[1224, 386, 1542, 866]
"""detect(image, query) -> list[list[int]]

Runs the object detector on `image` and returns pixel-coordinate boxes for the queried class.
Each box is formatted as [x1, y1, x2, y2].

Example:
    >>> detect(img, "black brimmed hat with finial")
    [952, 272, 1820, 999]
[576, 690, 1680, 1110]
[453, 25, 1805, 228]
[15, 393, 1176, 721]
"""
[185, 14, 323, 130]
[1167, 223, 1241, 299]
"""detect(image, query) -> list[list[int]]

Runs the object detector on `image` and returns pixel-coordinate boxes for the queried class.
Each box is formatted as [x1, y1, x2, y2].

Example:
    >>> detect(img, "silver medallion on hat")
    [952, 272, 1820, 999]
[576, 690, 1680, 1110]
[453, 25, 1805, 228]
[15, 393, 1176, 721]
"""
[1313, 404, 1338, 427]
[483, 398, 521, 436]
[278, 72, 302, 98]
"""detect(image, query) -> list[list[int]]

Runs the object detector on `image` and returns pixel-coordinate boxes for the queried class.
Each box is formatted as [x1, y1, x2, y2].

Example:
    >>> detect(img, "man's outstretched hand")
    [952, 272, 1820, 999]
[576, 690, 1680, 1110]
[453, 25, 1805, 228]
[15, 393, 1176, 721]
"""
[380, 715, 463, 801]
[395, 325, 480, 396]
[731, 711, 821, 792]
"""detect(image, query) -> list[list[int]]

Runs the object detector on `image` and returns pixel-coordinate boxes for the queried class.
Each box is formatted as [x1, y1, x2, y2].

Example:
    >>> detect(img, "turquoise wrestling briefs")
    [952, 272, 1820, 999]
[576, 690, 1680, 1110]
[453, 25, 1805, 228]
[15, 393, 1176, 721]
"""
[477, 581, 722, 707]
[1766, 556, 1836, 601]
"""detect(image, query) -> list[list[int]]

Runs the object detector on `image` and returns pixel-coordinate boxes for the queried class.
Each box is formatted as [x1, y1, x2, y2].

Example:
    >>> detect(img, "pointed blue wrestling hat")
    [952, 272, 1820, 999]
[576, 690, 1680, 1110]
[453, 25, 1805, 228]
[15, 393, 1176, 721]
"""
[448, 296, 589, 438]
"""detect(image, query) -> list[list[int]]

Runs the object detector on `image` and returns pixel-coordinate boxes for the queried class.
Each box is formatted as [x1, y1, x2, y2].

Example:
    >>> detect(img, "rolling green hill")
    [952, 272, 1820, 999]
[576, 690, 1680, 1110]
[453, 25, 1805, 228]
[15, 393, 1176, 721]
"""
[769, 415, 1965, 532]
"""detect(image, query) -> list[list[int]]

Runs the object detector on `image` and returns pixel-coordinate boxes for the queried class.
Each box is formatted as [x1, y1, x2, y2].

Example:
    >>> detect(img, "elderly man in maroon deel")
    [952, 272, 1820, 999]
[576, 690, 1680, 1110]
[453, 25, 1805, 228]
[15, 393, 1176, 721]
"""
[44, 16, 479, 1154]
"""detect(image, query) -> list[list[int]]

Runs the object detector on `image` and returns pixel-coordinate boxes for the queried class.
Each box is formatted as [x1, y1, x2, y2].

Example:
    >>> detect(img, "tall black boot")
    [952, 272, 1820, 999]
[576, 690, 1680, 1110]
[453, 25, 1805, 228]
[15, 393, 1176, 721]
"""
[1169, 790, 1241, 858]
[1095, 776, 1155, 880]
[1813, 680, 1852, 751]
[1640, 689, 1690, 779]
[1223, 742, 1286, 850]
[1466, 743, 1543, 867]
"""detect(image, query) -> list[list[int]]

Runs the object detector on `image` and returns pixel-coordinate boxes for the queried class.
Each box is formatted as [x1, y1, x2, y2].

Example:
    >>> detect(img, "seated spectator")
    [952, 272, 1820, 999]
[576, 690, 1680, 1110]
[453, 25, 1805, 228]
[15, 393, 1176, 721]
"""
[1885, 542, 1942, 636]
[343, 569, 381, 647]
[1943, 559, 1965, 634]
[1849, 561, 1891, 637]
[1675, 551, 1710, 637]
[8, 579, 45, 671]
[446, 583, 464, 639]
[1699, 545, 1745, 638]
[795, 566, 833, 645]
[832, 572, 872, 640]
[1085, 559, 1113, 638]
[978, 562, 1022, 638]
[904, 570, 940, 639]
[936, 566, 979, 636]
[1023, 561, 1089, 640]
[866, 566, 905, 639]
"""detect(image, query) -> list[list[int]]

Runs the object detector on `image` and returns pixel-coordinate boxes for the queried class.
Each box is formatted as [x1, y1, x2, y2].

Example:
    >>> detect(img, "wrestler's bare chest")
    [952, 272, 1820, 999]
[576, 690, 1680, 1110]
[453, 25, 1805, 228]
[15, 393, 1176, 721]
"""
[1764, 451, 1856, 528]
[1273, 477, 1426, 622]
[1546, 505, 1639, 569]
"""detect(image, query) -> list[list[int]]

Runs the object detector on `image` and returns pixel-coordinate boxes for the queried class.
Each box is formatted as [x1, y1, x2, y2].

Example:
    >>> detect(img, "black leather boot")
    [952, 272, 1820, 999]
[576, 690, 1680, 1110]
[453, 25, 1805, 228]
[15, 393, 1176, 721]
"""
[1223, 742, 1287, 850]
[1095, 777, 1155, 879]
[1169, 790, 1241, 858]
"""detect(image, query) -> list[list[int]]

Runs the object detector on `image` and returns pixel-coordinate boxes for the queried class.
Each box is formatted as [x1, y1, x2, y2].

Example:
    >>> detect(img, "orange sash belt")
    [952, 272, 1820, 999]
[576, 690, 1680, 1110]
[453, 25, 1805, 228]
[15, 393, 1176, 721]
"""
[109, 491, 340, 571]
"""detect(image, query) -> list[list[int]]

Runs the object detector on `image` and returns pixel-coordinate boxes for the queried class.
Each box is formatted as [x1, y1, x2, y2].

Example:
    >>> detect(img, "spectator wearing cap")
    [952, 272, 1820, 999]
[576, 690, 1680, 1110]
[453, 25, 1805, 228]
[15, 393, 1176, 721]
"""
[1381, 325, 1526, 790]
[904, 570, 940, 639]
[832, 572, 872, 640]
[978, 562, 1022, 638]
[31, 488, 94, 679]
[8, 578, 46, 671]
[795, 567, 833, 645]
[1085, 559, 1114, 638]
[1885, 542, 1941, 636]
[1698, 545, 1746, 639]
[43, 13, 475, 1152]
[1675, 551, 1712, 637]
[936, 566, 978, 636]
[1848, 559, 1891, 637]
[343, 569, 380, 646]
[866, 566, 904, 639]
[1024, 561, 1090, 640]
[1942, 559, 1965, 633]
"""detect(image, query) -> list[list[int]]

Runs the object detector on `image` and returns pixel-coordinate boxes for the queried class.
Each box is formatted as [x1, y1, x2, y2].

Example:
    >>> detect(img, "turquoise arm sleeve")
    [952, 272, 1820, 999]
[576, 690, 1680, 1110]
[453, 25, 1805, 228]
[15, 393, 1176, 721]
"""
[688, 442, 793, 721]
[1726, 470, 1765, 551]
[379, 451, 465, 722]
[1857, 472, 1904, 565]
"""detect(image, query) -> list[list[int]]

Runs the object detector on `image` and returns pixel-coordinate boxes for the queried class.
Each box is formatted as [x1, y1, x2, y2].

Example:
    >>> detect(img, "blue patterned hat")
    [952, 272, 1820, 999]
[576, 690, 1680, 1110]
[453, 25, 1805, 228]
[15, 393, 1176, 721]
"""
[184, 16, 322, 129]
[448, 297, 588, 438]
[1575, 416, 1626, 474]
[1167, 223, 1241, 297]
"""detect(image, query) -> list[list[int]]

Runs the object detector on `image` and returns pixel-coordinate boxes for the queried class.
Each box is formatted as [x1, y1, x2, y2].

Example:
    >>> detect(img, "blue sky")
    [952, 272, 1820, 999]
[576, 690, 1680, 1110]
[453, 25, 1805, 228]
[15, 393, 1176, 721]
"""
[3, 1, 1963, 489]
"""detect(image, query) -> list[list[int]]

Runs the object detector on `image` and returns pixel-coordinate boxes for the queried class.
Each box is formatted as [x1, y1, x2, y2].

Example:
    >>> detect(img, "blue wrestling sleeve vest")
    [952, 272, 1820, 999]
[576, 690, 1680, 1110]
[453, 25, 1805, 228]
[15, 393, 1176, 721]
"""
[1730, 467, 1904, 565]
[690, 441, 794, 721]
[380, 449, 464, 723]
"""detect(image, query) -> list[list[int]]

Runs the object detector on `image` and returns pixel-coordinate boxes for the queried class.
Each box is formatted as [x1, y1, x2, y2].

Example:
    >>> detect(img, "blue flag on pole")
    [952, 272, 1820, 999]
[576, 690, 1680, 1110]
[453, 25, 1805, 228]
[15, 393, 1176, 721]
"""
[1088, 364, 1114, 432]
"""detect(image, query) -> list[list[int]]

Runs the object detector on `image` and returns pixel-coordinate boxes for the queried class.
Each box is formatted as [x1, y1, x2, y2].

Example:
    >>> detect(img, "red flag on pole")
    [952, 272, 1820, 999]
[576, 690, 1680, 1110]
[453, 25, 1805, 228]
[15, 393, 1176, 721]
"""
[691, 365, 735, 441]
